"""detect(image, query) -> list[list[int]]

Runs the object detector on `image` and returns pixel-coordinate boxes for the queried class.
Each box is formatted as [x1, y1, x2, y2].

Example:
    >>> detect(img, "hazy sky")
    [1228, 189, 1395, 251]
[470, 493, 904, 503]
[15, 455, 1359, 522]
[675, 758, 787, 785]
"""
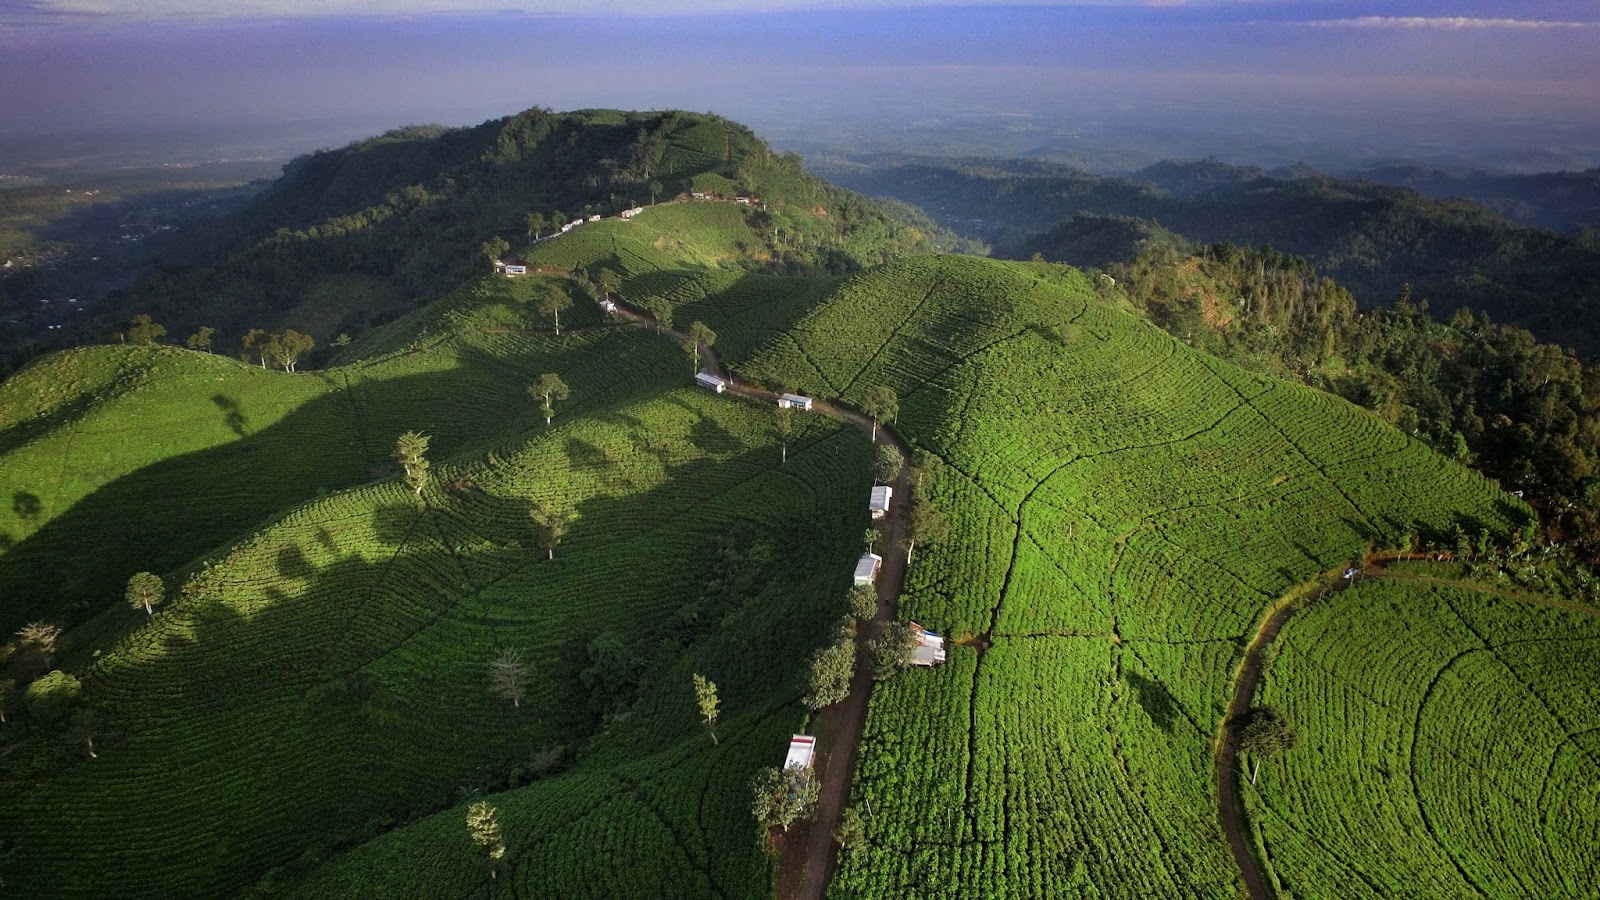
[2, 1, 1597, 167]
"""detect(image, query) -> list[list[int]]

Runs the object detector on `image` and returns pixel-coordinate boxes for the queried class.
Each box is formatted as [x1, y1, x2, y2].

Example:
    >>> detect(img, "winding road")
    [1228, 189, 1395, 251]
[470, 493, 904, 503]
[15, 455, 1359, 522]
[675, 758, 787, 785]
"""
[603, 292, 912, 900]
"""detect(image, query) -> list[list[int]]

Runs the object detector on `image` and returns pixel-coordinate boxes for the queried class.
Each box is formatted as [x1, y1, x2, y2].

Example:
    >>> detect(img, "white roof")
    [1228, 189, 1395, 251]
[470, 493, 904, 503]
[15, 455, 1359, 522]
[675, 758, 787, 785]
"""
[912, 629, 946, 666]
[694, 371, 726, 387]
[870, 485, 893, 511]
[785, 735, 816, 770]
[779, 393, 812, 408]
[854, 552, 882, 581]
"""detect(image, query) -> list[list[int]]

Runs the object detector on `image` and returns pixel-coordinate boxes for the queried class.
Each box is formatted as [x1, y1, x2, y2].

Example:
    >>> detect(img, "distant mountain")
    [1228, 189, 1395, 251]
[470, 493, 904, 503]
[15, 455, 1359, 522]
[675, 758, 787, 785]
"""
[823, 156, 1600, 353]
[1347, 163, 1600, 232]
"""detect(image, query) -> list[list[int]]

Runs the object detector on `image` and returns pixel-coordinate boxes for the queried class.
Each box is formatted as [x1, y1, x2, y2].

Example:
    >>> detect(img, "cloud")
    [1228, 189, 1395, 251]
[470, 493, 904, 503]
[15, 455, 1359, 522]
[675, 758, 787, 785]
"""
[1303, 16, 1598, 31]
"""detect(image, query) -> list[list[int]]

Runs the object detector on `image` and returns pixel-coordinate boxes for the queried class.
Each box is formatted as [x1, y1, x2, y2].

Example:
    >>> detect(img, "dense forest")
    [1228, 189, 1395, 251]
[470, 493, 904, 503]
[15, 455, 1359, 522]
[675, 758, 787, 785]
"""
[824, 156, 1600, 353]
[1096, 239, 1600, 559]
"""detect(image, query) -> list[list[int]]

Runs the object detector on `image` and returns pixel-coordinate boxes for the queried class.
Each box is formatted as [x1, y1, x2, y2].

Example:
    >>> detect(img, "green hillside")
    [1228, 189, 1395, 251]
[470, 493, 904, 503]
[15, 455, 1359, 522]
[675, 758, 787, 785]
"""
[105, 109, 942, 354]
[739, 254, 1529, 897]
[2, 110, 1592, 900]
[1254, 575, 1600, 899]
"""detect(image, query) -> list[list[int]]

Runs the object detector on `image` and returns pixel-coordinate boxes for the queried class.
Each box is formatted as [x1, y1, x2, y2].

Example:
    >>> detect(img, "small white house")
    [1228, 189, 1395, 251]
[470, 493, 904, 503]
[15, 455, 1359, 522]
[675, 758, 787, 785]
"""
[587, 214, 600, 223]
[777, 393, 813, 411]
[870, 485, 893, 519]
[908, 622, 947, 667]
[735, 196, 754, 205]
[560, 222, 576, 233]
[691, 192, 707, 200]
[568, 219, 585, 230]
[853, 552, 882, 586]
[619, 207, 644, 219]
[695, 371, 727, 393]
[785, 735, 816, 772]
[502, 264, 527, 276]
[599, 299, 617, 315]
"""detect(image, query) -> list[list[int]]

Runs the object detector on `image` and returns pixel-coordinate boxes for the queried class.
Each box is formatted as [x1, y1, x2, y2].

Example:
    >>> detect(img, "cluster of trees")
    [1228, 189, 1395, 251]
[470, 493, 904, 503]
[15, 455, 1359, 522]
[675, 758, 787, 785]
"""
[1108, 241, 1600, 560]
[241, 328, 314, 371]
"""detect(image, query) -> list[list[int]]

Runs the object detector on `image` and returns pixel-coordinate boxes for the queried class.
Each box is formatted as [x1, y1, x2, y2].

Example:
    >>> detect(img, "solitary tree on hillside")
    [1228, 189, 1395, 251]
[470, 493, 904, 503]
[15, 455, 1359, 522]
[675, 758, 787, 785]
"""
[904, 494, 950, 566]
[535, 284, 573, 335]
[803, 638, 856, 710]
[1236, 705, 1299, 785]
[525, 211, 547, 241]
[641, 296, 673, 334]
[864, 527, 881, 554]
[481, 236, 510, 269]
[395, 431, 431, 496]
[529, 373, 569, 426]
[686, 321, 716, 373]
[269, 330, 314, 372]
[693, 673, 720, 745]
[128, 314, 166, 346]
[529, 504, 574, 560]
[595, 268, 621, 303]
[774, 403, 794, 465]
[241, 329, 275, 368]
[125, 571, 163, 617]
[490, 648, 529, 708]
[465, 801, 507, 878]
[860, 386, 898, 442]
[750, 766, 819, 834]
[848, 584, 878, 621]
[186, 326, 216, 353]
[11, 621, 63, 679]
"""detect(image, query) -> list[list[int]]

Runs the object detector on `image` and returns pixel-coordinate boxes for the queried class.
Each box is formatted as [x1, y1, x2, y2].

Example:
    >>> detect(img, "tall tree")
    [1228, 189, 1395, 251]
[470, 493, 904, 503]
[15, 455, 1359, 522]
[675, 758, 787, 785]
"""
[1236, 705, 1299, 785]
[642, 296, 673, 333]
[864, 527, 881, 554]
[848, 584, 878, 621]
[270, 330, 314, 372]
[11, 621, 62, 679]
[774, 403, 794, 465]
[693, 673, 720, 745]
[127, 314, 166, 346]
[125, 571, 163, 617]
[904, 495, 949, 566]
[525, 211, 547, 241]
[395, 431, 430, 496]
[803, 638, 856, 709]
[595, 267, 621, 302]
[241, 328, 269, 367]
[860, 386, 898, 442]
[911, 449, 945, 490]
[869, 621, 919, 680]
[529, 504, 574, 560]
[529, 373, 570, 427]
[751, 766, 819, 833]
[490, 648, 528, 708]
[686, 321, 716, 373]
[535, 284, 573, 335]
[185, 326, 216, 353]
[465, 801, 507, 878]
[649, 180, 663, 205]
[875, 442, 904, 482]
[481, 236, 510, 269]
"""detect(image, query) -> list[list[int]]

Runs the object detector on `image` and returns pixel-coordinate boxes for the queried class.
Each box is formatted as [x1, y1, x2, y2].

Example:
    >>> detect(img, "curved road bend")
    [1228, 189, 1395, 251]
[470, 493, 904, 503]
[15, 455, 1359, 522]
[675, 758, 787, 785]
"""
[606, 298, 913, 900]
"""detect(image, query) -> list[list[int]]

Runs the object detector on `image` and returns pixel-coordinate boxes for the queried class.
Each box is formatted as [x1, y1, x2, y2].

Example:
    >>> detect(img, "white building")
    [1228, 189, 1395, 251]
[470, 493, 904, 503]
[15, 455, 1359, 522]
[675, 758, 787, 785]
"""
[568, 219, 585, 230]
[777, 393, 813, 411]
[853, 552, 882, 586]
[908, 622, 947, 667]
[502, 264, 527, 276]
[587, 214, 600, 223]
[694, 371, 727, 393]
[599, 299, 617, 315]
[619, 207, 645, 219]
[870, 485, 893, 519]
[785, 735, 816, 771]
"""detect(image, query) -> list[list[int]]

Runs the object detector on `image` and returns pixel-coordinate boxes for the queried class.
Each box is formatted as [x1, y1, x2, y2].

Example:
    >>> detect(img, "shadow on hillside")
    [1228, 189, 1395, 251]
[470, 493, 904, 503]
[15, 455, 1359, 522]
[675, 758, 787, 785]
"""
[0, 335, 674, 633]
[1123, 669, 1178, 734]
[3, 415, 834, 898]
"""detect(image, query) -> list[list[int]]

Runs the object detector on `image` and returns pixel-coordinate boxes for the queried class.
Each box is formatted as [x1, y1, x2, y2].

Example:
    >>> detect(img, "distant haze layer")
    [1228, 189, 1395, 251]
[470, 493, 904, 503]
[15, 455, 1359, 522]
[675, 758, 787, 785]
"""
[1, 3, 1596, 171]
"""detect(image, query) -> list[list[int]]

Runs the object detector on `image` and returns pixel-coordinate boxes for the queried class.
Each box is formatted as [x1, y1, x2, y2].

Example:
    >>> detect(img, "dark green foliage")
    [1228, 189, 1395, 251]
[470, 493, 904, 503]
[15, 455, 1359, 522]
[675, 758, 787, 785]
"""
[802, 637, 855, 709]
[124, 571, 163, 616]
[750, 766, 818, 834]
[868, 622, 918, 681]
[848, 584, 878, 621]
[126, 314, 165, 346]
[874, 442, 903, 482]
[22, 670, 79, 724]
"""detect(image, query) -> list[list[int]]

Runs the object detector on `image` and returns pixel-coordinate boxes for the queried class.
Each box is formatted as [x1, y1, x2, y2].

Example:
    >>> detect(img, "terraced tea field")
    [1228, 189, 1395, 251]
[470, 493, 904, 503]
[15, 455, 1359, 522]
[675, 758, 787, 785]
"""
[743, 254, 1527, 898]
[1251, 575, 1600, 899]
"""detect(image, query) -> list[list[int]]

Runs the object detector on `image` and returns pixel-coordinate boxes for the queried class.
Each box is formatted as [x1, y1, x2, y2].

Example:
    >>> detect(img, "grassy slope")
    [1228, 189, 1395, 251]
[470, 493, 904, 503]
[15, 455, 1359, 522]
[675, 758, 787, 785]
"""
[1253, 577, 1600, 900]
[0, 275, 658, 633]
[740, 254, 1525, 898]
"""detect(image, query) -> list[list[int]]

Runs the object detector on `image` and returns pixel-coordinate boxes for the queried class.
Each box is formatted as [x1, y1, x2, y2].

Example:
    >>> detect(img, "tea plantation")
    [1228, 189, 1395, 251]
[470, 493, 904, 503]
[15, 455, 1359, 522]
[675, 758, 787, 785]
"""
[1252, 576, 1600, 899]
[743, 254, 1533, 897]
